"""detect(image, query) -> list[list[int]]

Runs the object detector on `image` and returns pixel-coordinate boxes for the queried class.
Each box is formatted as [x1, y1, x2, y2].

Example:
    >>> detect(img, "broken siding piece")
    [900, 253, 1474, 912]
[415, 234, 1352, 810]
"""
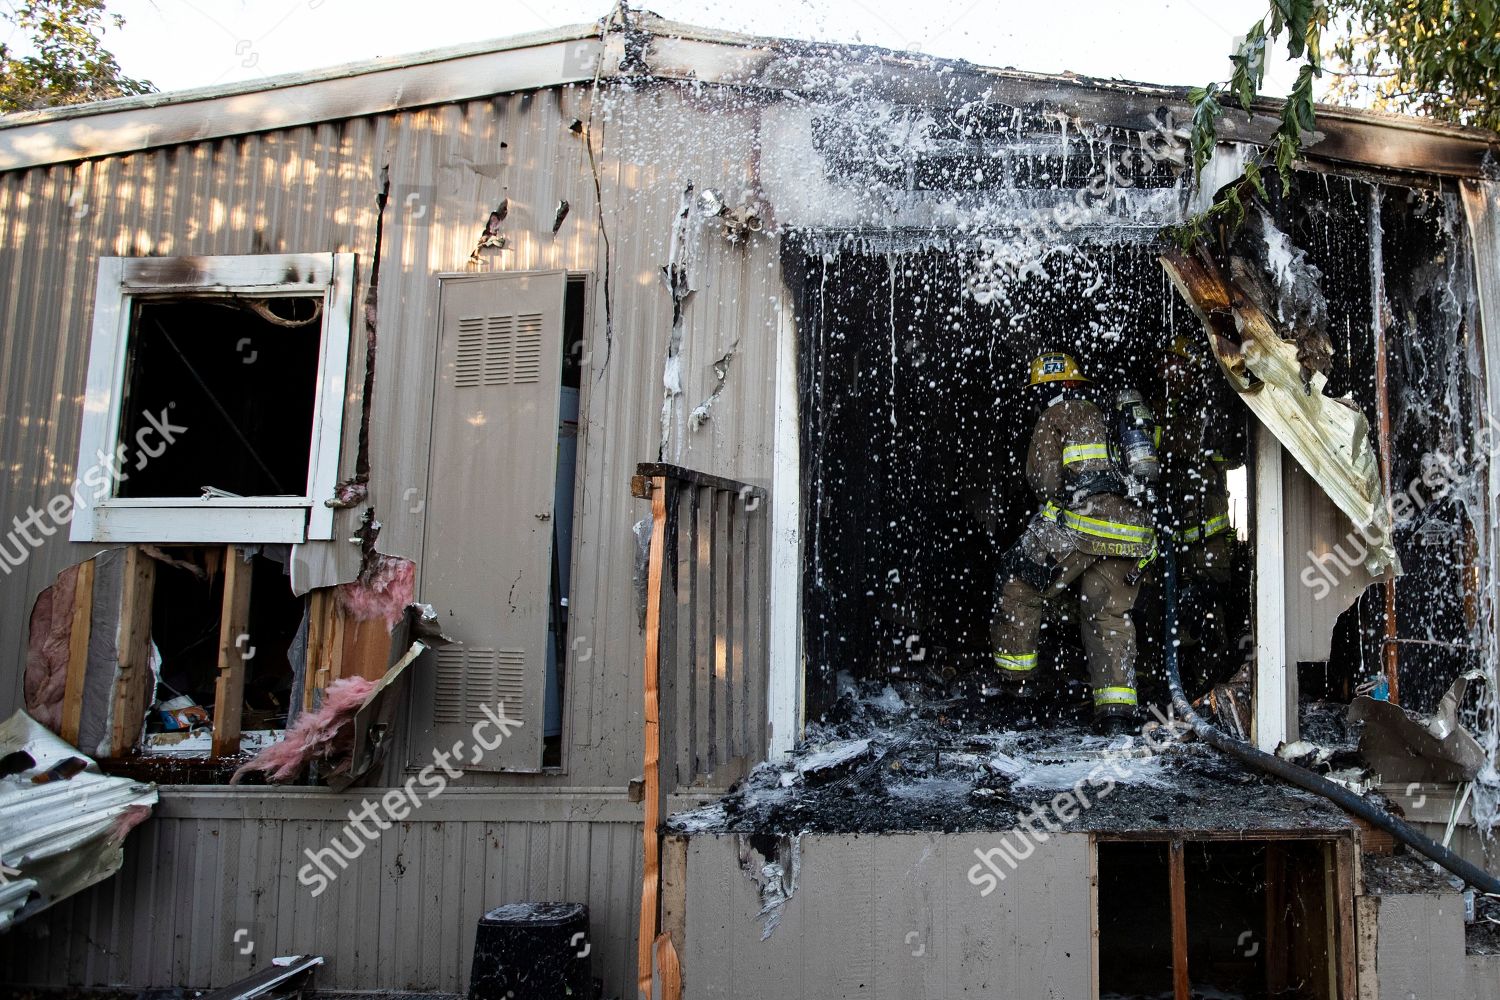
[0, 710, 158, 931]
[1161, 247, 1398, 578]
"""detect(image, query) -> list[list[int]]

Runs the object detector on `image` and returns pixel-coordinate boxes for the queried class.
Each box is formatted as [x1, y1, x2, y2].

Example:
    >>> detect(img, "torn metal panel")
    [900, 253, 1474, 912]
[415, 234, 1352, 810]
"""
[1349, 673, 1487, 785]
[0, 710, 158, 931]
[1161, 244, 1399, 579]
[735, 832, 800, 940]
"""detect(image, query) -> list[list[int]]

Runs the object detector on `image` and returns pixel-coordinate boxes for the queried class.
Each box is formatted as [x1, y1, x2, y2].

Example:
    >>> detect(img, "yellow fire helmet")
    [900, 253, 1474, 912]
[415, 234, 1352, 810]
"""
[1028, 351, 1090, 386]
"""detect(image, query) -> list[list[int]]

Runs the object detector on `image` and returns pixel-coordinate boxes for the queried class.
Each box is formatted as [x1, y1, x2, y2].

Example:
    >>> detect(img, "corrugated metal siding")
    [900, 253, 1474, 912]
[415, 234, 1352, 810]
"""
[0, 78, 784, 993]
[0, 803, 642, 993]
[0, 81, 785, 788]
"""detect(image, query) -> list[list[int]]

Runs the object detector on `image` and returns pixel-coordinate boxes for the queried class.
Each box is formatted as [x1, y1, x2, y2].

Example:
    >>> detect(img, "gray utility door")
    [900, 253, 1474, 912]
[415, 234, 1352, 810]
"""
[413, 270, 566, 772]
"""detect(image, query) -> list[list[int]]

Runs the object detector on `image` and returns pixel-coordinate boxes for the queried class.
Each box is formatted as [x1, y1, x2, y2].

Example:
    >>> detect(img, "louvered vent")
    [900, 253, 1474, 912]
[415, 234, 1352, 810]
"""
[454, 317, 486, 388]
[513, 313, 544, 384]
[495, 649, 526, 718]
[432, 647, 527, 724]
[452, 313, 544, 387]
[433, 647, 469, 723]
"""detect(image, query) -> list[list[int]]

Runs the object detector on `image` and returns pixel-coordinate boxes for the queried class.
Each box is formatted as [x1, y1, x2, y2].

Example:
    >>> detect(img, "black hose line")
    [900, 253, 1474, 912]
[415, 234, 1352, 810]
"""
[1160, 546, 1500, 896]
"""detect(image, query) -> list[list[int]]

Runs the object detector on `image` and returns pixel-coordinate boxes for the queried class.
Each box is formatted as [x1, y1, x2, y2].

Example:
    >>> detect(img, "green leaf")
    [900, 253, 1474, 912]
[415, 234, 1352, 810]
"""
[1188, 82, 1225, 182]
[1244, 161, 1268, 200]
[1273, 129, 1300, 195]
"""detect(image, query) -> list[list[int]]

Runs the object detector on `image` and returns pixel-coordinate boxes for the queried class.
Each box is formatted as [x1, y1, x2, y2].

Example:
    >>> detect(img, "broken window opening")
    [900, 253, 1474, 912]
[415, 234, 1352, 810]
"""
[71, 253, 355, 544]
[118, 296, 323, 499]
[1098, 837, 1344, 1000]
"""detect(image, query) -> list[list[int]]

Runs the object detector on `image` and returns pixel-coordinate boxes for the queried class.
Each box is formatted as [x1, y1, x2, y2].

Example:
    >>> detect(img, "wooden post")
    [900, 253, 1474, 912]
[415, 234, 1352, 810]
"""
[1333, 838, 1359, 999]
[60, 559, 95, 746]
[212, 546, 253, 758]
[638, 476, 669, 1000]
[1169, 839, 1190, 1000]
[109, 546, 155, 757]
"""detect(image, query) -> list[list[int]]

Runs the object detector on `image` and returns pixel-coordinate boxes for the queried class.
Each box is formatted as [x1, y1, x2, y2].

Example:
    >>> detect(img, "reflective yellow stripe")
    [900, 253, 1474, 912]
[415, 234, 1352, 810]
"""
[1153, 425, 1163, 448]
[1062, 509, 1154, 542]
[1062, 443, 1111, 465]
[1175, 513, 1231, 544]
[994, 651, 1037, 673]
[1040, 503, 1155, 545]
[1094, 686, 1138, 706]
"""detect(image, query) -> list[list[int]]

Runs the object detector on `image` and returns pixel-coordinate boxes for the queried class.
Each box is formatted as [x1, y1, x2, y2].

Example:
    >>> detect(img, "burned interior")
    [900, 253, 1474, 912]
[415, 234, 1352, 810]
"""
[119, 295, 323, 499]
[785, 160, 1486, 732]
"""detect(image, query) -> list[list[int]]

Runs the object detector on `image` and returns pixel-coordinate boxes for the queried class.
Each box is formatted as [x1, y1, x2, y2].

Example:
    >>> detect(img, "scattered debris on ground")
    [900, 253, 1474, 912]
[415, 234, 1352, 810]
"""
[670, 683, 1354, 836]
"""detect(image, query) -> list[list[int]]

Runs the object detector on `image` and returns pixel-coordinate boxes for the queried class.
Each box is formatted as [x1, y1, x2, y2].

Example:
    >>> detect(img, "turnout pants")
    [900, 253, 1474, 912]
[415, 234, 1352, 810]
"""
[991, 519, 1142, 716]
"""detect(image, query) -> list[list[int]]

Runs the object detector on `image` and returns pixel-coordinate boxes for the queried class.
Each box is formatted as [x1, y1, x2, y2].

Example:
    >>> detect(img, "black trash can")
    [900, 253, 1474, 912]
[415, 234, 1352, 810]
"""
[468, 902, 591, 1000]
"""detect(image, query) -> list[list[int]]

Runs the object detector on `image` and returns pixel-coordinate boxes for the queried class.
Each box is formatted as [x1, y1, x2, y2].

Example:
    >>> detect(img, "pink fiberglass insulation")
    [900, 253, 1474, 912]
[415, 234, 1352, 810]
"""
[23, 564, 81, 733]
[335, 554, 415, 630]
[232, 676, 376, 784]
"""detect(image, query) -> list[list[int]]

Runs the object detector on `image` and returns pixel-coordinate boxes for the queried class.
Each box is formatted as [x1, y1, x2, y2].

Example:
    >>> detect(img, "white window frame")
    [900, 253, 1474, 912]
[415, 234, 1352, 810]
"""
[71, 253, 355, 544]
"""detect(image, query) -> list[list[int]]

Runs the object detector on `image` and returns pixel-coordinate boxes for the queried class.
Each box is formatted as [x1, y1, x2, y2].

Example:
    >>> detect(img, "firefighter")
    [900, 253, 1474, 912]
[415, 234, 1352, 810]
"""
[1157, 335, 1242, 665]
[985, 352, 1155, 736]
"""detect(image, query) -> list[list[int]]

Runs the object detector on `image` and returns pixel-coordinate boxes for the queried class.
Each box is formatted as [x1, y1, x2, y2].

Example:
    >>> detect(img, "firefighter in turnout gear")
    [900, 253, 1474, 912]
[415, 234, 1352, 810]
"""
[1157, 335, 1244, 673]
[987, 352, 1155, 736]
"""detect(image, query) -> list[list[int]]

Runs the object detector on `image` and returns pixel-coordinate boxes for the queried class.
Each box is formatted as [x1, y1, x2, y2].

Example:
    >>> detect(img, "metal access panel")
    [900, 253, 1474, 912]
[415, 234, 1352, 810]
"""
[412, 270, 566, 772]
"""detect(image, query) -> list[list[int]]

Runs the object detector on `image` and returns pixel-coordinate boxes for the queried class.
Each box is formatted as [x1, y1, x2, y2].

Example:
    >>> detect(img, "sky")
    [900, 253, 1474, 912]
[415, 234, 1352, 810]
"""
[85, 0, 1312, 99]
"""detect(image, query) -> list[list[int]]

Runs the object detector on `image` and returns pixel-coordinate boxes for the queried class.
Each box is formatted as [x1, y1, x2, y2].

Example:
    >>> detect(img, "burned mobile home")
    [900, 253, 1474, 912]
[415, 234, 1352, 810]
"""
[1, 6, 1500, 998]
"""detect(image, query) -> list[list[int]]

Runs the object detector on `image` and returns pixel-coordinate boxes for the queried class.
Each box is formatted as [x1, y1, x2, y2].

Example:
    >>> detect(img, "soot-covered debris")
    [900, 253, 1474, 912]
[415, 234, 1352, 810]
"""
[668, 684, 1354, 836]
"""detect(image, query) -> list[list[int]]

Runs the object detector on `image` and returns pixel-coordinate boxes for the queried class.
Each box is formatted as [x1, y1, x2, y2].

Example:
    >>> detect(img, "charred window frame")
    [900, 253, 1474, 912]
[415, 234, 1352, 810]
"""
[71, 253, 355, 544]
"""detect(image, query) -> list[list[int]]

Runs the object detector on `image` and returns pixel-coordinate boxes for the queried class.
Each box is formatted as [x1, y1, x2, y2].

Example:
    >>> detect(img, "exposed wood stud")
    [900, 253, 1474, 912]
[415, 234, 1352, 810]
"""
[1334, 838, 1359, 998]
[1169, 839, 1190, 1000]
[660, 834, 688, 959]
[212, 546, 253, 758]
[109, 546, 155, 757]
[60, 559, 95, 746]
[638, 475, 669, 1000]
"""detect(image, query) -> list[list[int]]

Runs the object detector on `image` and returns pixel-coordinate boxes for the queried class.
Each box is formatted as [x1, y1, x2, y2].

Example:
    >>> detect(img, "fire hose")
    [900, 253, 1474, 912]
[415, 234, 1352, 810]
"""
[1160, 545, 1500, 896]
